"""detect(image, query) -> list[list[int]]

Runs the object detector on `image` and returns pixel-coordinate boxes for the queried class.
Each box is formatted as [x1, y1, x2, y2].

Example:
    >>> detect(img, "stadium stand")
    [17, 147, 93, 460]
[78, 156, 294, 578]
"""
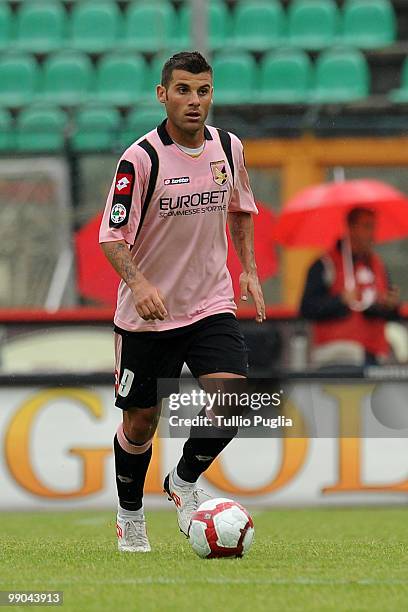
[122, 2, 176, 52]
[310, 47, 370, 103]
[16, 104, 67, 152]
[177, 0, 231, 50]
[0, 0, 400, 54]
[41, 51, 94, 106]
[0, 52, 39, 107]
[15, 1, 67, 53]
[212, 51, 258, 104]
[0, 2, 12, 51]
[231, 0, 286, 51]
[287, 0, 340, 50]
[341, 0, 396, 49]
[71, 104, 121, 152]
[70, 0, 121, 53]
[94, 53, 147, 105]
[0, 0, 406, 146]
[259, 49, 312, 103]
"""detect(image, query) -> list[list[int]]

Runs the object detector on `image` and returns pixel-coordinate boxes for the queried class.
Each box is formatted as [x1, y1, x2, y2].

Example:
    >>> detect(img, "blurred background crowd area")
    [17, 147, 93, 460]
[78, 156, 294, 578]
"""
[2, 0, 408, 373]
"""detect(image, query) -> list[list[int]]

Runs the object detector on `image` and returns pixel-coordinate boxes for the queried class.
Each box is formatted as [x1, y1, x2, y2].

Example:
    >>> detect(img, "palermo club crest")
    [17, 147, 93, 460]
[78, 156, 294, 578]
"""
[210, 160, 228, 186]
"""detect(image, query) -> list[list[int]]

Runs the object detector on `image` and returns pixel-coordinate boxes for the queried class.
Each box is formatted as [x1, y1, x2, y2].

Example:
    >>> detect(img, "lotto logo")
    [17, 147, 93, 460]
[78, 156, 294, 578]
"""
[164, 176, 190, 185]
[117, 177, 129, 190]
[116, 523, 123, 538]
[115, 173, 133, 194]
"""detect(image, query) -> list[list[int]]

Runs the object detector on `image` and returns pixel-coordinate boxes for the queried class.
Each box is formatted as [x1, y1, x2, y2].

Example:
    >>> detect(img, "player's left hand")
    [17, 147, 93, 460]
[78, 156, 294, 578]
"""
[239, 271, 266, 323]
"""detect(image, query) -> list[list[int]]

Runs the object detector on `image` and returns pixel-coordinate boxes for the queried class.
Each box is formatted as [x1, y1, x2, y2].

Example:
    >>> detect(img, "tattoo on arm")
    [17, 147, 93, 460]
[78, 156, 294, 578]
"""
[101, 240, 142, 287]
[228, 212, 256, 273]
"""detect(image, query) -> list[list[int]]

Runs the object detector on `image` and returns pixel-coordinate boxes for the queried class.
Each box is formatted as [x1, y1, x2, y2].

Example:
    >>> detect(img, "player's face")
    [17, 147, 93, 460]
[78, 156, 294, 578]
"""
[157, 70, 213, 135]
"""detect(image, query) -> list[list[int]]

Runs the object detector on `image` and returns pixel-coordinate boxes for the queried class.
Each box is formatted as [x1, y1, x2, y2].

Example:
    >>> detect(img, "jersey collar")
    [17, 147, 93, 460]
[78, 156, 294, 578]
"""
[157, 119, 213, 146]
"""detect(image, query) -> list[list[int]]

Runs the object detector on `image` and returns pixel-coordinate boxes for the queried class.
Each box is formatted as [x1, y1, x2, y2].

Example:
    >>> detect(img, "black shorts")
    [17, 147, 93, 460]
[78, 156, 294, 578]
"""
[114, 313, 248, 409]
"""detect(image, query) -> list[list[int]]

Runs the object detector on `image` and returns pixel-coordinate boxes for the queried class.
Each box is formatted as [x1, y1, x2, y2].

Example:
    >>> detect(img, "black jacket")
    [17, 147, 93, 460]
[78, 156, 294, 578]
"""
[300, 247, 400, 322]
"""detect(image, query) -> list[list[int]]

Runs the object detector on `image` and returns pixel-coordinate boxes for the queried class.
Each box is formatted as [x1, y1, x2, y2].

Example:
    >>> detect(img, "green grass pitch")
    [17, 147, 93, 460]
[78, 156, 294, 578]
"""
[2, 508, 408, 611]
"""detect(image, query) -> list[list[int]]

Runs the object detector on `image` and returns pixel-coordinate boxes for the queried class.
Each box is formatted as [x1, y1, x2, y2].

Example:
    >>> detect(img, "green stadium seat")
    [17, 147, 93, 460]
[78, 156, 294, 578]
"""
[143, 53, 170, 101]
[341, 0, 396, 49]
[0, 53, 39, 107]
[71, 105, 121, 152]
[121, 106, 166, 148]
[0, 3, 12, 51]
[259, 49, 312, 103]
[213, 52, 257, 104]
[310, 48, 370, 103]
[231, 0, 285, 51]
[390, 58, 408, 103]
[288, 0, 339, 50]
[15, 1, 67, 53]
[122, 2, 175, 52]
[0, 108, 14, 151]
[41, 52, 93, 106]
[95, 53, 147, 105]
[177, 0, 231, 50]
[16, 104, 67, 152]
[70, 1, 120, 53]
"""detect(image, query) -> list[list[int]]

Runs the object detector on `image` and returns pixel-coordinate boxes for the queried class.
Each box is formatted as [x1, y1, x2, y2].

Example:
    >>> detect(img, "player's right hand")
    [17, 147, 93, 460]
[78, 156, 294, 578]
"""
[131, 279, 168, 321]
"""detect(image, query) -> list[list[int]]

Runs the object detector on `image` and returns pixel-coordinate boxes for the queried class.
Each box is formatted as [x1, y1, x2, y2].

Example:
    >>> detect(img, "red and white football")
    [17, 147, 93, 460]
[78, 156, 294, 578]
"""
[188, 497, 254, 559]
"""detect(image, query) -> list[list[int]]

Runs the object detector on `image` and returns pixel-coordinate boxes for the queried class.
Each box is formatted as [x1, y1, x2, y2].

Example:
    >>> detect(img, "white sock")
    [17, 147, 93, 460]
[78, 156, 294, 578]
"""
[173, 467, 195, 488]
[118, 504, 144, 520]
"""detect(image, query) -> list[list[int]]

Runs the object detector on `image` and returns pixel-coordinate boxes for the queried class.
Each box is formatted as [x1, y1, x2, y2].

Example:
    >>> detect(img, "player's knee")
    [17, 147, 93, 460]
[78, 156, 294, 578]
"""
[123, 407, 159, 444]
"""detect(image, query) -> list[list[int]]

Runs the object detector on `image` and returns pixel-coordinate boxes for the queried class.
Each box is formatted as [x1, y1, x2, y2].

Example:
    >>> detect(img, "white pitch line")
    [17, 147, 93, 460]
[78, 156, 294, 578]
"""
[3, 578, 407, 587]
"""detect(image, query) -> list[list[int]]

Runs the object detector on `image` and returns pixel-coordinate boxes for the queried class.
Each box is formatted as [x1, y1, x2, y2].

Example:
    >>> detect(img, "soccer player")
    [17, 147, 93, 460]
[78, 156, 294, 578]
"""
[99, 51, 265, 552]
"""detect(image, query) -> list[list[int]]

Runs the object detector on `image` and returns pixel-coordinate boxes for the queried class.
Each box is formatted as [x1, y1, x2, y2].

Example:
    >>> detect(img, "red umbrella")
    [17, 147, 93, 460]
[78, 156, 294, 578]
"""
[75, 214, 119, 306]
[76, 203, 277, 307]
[273, 179, 408, 248]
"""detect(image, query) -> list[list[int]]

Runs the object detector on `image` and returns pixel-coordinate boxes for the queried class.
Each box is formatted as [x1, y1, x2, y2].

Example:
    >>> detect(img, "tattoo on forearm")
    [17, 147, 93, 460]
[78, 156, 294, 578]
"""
[228, 212, 256, 271]
[102, 241, 140, 286]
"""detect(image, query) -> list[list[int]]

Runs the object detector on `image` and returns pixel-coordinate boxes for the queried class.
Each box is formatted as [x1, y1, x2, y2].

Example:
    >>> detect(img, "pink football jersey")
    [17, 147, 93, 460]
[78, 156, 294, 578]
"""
[99, 121, 258, 331]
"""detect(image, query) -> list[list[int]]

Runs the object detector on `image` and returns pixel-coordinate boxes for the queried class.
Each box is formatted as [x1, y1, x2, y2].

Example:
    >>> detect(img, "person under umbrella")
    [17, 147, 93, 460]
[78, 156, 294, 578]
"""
[300, 207, 400, 367]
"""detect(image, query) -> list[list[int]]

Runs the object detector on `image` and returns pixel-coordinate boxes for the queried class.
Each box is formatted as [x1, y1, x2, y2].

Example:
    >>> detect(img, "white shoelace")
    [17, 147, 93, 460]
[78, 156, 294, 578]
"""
[183, 487, 212, 511]
[124, 520, 149, 547]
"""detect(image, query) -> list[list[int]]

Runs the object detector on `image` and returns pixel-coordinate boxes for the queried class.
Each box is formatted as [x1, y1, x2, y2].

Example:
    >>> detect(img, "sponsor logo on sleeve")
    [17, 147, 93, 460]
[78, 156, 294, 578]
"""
[115, 174, 132, 194]
[109, 160, 135, 228]
[210, 160, 228, 186]
[111, 203, 127, 224]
